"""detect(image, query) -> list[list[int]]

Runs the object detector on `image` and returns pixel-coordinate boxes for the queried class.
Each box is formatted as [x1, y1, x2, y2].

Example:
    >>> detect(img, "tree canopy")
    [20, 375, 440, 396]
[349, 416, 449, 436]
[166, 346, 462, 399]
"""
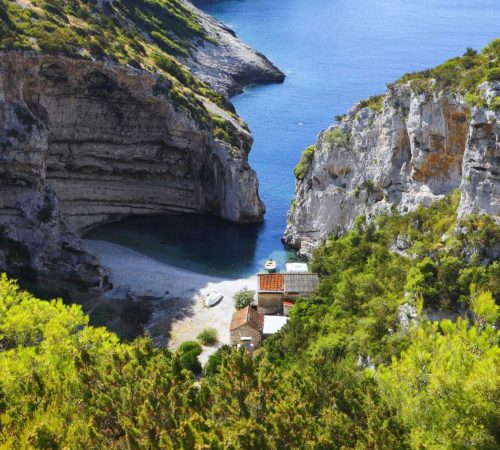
[0, 193, 499, 448]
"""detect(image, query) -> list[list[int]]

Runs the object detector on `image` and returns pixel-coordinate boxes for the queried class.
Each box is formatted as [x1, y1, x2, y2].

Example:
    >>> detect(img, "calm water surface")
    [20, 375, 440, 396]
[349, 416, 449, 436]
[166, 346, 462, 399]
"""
[88, 0, 500, 278]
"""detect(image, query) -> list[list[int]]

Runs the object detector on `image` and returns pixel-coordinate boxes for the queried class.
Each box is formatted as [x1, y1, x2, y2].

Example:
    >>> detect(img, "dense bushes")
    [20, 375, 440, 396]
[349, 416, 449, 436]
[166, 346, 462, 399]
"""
[176, 340, 203, 373]
[396, 39, 500, 107]
[0, 195, 498, 448]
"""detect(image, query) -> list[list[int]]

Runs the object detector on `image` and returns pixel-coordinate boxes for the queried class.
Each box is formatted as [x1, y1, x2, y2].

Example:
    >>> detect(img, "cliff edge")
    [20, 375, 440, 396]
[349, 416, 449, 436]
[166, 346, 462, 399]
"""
[0, 0, 282, 297]
[285, 42, 499, 258]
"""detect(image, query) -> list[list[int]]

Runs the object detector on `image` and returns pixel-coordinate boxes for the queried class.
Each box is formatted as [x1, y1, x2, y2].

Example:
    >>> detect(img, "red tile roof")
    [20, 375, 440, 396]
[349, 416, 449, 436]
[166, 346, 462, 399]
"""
[230, 306, 264, 332]
[258, 274, 284, 292]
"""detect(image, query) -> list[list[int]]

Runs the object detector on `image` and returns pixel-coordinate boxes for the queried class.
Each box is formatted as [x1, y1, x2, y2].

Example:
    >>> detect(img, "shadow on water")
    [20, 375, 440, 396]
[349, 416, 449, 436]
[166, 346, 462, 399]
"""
[85, 214, 270, 279]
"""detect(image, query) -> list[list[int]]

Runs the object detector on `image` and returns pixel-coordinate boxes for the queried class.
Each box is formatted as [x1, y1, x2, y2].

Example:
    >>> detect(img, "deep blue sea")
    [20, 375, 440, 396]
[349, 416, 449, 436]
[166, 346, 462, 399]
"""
[87, 0, 500, 278]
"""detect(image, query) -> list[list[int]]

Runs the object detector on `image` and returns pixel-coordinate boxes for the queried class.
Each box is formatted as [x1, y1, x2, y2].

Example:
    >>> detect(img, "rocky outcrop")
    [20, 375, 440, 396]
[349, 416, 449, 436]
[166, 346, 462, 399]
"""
[182, 0, 285, 96]
[284, 82, 499, 258]
[0, 96, 109, 298]
[458, 82, 500, 218]
[0, 51, 265, 296]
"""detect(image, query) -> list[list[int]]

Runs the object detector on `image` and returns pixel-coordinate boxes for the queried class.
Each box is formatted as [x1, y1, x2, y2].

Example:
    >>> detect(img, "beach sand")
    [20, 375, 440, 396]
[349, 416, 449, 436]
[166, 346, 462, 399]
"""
[83, 240, 256, 363]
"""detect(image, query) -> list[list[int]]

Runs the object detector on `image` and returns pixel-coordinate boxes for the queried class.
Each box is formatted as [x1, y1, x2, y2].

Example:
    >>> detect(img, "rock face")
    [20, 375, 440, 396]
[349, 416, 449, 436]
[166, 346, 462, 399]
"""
[182, 0, 285, 96]
[0, 51, 266, 296]
[458, 83, 500, 218]
[284, 82, 499, 258]
[0, 92, 109, 298]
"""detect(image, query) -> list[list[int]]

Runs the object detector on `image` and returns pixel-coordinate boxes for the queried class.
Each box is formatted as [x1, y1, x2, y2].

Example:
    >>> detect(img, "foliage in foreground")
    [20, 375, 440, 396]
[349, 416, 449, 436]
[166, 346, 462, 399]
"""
[0, 195, 499, 448]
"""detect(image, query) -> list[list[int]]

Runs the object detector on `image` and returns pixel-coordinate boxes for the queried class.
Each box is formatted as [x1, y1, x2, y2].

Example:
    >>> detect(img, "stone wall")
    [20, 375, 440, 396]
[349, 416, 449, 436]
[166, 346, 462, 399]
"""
[230, 325, 262, 347]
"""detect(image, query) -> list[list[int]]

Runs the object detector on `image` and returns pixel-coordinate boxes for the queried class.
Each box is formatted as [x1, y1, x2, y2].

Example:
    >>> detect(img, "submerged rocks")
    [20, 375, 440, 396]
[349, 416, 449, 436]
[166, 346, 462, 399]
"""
[285, 82, 499, 258]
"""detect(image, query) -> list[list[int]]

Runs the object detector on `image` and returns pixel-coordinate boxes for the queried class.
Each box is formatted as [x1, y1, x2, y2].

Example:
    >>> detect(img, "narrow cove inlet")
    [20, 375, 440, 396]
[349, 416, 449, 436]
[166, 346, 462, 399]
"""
[87, 0, 500, 277]
[1, 0, 499, 446]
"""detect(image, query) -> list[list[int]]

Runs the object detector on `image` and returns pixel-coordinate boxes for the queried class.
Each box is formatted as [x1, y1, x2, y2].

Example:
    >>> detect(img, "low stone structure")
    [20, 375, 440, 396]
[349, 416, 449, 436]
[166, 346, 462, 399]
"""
[257, 274, 284, 314]
[257, 273, 320, 314]
[283, 273, 320, 301]
[229, 306, 264, 348]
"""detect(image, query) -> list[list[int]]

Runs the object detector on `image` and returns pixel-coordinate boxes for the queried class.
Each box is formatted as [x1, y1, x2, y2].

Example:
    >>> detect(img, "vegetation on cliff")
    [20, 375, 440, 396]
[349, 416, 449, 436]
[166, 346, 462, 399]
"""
[396, 39, 500, 107]
[293, 144, 315, 181]
[1, 194, 498, 448]
[0, 0, 244, 147]
[1, 0, 204, 66]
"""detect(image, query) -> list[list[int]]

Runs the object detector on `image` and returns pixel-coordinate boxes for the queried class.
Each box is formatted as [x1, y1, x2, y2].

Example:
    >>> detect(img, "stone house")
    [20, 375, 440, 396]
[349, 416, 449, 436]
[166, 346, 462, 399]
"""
[283, 273, 320, 301]
[257, 274, 284, 314]
[229, 306, 264, 348]
[257, 273, 320, 314]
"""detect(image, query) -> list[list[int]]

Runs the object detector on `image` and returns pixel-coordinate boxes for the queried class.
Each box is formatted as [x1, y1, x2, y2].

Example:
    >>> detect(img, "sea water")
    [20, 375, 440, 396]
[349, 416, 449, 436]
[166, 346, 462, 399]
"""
[87, 0, 500, 278]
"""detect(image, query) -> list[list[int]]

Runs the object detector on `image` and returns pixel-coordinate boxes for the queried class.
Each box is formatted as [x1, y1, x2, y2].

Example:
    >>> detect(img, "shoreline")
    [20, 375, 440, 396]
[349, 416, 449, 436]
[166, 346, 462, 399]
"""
[83, 240, 257, 362]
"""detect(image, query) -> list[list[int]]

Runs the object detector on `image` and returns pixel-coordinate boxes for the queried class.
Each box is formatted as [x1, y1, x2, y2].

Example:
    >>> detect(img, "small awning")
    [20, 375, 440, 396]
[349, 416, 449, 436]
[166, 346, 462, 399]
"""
[263, 316, 288, 335]
[286, 262, 309, 273]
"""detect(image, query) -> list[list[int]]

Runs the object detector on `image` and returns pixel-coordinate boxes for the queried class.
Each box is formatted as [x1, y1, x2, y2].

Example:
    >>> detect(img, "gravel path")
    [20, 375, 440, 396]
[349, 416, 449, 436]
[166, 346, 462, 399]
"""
[84, 240, 256, 363]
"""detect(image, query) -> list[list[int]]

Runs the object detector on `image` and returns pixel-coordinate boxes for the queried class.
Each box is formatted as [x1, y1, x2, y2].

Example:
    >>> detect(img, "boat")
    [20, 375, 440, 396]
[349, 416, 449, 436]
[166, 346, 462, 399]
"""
[264, 259, 277, 273]
[205, 292, 223, 307]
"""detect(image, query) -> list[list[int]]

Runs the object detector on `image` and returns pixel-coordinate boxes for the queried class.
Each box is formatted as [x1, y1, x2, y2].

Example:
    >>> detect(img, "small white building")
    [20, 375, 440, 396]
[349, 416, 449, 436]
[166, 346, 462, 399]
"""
[285, 262, 309, 273]
[262, 315, 288, 338]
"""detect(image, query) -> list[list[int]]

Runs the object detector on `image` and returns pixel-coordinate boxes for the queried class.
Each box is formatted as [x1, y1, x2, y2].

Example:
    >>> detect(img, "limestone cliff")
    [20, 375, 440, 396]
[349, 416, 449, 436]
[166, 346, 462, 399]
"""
[0, 51, 267, 296]
[284, 80, 499, 258]
[0, 0, 285, 297]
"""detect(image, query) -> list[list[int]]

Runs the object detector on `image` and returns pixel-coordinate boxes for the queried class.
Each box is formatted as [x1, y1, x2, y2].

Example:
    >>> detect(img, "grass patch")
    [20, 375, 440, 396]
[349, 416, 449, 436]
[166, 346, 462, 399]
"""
[197, 328, 218, 346]
[359, 94, 385, 112]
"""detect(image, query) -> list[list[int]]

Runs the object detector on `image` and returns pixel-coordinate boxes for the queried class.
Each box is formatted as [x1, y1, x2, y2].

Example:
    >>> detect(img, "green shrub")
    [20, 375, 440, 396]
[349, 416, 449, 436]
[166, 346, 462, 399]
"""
[176, 340, 202, 374]
[324, 127, 349, 149]
[359, 94, 385, 112]
[486, 67, 500, 82]
[197, 328, 218, 346]
[204, 345, 232, 377]
[211, 114, 240, 147]
[233, 287, 255, 310]
[294, 145, 315, 181]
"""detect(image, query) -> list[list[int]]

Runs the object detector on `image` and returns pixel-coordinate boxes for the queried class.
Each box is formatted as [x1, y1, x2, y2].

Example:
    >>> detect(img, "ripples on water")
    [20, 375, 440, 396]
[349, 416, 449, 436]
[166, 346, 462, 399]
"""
[89, 0, 500, 277]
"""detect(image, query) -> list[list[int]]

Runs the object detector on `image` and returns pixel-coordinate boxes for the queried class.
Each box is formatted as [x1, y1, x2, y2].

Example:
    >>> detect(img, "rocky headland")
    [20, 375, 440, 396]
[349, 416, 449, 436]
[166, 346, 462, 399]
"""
[285, 44, 499, 258]
[0, 0, 283, 298]
[181, 0, 285, 96]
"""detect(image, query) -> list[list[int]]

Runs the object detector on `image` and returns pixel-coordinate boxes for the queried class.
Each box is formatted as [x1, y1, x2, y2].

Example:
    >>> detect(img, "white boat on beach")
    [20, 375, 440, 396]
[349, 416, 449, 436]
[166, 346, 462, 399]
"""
[205, 292, 223, 307]
[264, 259, 277, 273]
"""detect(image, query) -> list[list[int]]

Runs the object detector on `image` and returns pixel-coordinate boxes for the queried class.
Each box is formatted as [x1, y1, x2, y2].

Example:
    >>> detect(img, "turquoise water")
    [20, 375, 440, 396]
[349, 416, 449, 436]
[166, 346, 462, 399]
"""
[88, 0, 499, 277]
